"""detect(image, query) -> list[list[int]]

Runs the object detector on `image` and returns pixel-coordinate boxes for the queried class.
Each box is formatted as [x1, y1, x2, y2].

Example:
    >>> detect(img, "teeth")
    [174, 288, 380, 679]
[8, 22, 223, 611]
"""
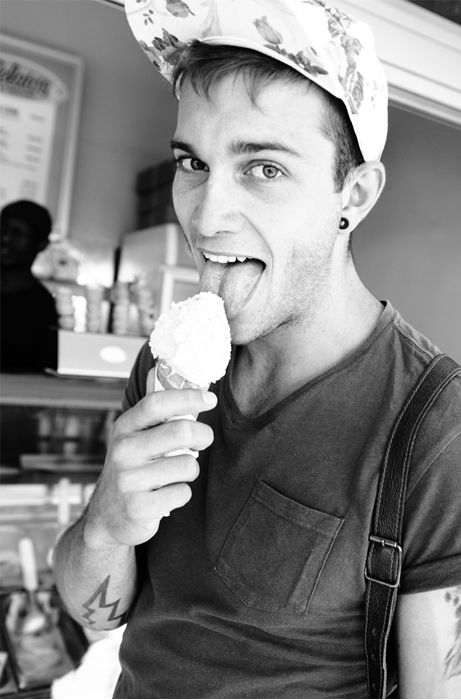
[203, 252, 248, 264]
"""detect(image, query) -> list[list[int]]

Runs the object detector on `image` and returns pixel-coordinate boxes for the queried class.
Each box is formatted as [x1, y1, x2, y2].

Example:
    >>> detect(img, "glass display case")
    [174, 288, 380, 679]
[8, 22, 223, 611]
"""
[0, 372, 125, 697]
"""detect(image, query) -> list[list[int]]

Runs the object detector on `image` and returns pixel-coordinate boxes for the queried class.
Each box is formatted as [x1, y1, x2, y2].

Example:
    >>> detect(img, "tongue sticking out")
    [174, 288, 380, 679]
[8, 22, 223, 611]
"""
[199, 260, 264, 318]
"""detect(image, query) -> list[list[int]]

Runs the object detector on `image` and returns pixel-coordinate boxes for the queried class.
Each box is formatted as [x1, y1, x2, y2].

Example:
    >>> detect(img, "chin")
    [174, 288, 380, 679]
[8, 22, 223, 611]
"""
[228, 316, 272, 347]
[227, 319, 252, 347]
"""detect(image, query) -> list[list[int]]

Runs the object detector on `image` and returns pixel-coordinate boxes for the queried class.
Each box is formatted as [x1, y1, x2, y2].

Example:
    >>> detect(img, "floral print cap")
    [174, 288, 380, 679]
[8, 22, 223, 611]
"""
[125, 0, 388, 161]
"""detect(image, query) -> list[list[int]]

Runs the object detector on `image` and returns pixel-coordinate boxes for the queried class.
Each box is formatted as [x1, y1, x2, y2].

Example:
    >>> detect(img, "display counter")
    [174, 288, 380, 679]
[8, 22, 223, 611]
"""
[0, 372, 125, 482]
[0, 372, 126, 696]
[0, 372, 126, 410]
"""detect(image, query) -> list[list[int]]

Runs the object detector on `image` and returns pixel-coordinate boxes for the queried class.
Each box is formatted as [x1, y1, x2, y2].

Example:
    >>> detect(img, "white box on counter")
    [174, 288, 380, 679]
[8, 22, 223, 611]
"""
[51, 330, 146, 379]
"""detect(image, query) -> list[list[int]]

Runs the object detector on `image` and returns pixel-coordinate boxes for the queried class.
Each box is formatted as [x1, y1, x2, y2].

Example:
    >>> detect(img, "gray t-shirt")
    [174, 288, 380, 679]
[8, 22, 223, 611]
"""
[114, 301, 461, 698]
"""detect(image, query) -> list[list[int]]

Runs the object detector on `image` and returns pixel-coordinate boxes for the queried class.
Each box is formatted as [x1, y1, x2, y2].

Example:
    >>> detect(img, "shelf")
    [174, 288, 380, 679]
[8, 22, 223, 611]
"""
[0, 373, 126, 410]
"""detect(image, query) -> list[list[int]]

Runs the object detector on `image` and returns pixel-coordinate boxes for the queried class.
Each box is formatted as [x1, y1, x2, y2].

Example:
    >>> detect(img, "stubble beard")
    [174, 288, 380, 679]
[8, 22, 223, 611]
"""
[236, 229, 339, 347]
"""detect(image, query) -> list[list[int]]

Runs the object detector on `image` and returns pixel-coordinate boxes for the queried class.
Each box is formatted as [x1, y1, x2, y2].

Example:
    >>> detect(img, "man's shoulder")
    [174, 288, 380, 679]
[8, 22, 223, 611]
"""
[376, 300, 460, 427]
[389, 306, 441, 366]
[388, 304, 460, 412]
[387, 308, 461, 485]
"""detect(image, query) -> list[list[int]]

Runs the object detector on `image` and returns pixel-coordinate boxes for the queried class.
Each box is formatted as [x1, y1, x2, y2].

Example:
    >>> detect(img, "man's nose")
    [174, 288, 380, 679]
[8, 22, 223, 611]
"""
[192, 173, 242, 238]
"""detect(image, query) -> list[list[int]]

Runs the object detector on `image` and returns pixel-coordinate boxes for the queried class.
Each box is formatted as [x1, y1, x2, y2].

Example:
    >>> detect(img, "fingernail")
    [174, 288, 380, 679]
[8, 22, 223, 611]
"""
[202, 391, 217, 406]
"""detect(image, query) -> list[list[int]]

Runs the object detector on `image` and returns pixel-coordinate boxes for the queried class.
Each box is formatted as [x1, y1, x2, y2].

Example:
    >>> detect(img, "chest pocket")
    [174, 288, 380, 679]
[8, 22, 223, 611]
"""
[215, 479, 343, 615]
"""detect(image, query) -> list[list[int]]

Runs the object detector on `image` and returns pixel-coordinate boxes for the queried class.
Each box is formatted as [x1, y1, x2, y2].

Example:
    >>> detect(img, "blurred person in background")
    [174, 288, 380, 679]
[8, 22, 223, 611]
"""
[1, 199, 58, 373]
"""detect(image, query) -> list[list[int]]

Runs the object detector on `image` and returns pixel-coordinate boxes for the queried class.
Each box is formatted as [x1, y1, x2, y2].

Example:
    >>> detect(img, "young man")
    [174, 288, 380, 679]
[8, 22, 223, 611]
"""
[53, 1, 461, 697]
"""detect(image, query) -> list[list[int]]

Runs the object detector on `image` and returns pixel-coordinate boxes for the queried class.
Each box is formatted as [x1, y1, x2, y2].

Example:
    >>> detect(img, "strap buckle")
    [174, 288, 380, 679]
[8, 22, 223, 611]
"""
[365, 535, 402, 589]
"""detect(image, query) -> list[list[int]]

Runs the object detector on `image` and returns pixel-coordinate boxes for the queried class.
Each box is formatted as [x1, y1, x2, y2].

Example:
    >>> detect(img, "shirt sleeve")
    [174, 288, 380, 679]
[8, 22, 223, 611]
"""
[121, 340, 155, 412]
[400, 394, 461, 594]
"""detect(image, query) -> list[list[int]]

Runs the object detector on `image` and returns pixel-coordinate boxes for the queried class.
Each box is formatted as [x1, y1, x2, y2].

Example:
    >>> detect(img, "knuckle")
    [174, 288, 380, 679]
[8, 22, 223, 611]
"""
[140, 390, 167, 426]
[116, 469, 132, 493]
[125, 493, 141, 521]
[111, 413, 125, 436]
[110, 433, 129, 463]
[139, 393, 156, 422]
[184, 389, 201, 407]
[172, 418, 193, 444]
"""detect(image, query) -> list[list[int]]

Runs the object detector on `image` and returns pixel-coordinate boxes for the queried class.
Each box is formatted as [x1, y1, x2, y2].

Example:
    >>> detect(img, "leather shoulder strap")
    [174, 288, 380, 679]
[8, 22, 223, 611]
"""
[364, 353, 461, 698]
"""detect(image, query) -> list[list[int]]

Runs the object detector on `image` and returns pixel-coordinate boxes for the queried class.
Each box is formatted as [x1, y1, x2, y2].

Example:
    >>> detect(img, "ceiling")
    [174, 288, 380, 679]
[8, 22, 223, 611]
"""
[405, 0, 461, 25]
[106, 0, 461, 26]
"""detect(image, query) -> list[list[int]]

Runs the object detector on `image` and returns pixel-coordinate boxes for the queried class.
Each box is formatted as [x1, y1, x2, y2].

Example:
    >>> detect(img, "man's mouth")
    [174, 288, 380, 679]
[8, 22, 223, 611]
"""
[199, 251, 265, 319]
[202, 252, 253, 264]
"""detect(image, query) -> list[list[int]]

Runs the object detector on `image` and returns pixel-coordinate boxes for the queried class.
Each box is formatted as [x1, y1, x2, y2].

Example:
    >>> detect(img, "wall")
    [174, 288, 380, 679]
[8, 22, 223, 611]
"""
[353, 106, 461, 361]
[1, 0, 177, 285]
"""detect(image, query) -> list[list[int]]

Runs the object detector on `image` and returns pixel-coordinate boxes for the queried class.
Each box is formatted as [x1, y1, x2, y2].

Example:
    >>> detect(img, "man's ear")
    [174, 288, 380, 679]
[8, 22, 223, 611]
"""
[340, 161, 386, 232]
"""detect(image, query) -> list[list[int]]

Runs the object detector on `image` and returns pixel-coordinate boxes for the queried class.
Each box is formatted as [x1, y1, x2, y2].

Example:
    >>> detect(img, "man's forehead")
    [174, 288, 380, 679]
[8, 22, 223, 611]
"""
[173, 80, 329, 161]
[177, 70, 313, 107]
[176, 73, 324, 132]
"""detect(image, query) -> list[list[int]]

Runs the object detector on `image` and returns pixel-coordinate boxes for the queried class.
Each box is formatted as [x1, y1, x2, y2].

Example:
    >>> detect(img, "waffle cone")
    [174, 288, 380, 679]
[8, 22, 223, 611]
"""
[155, 359, 208, 391]
[154, 360, 208, 457]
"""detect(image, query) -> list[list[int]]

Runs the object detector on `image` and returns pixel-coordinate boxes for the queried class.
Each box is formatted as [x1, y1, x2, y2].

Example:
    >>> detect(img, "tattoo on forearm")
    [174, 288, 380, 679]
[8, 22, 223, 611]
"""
[82, 575, 128, 626]
[444, 586, 461, 679]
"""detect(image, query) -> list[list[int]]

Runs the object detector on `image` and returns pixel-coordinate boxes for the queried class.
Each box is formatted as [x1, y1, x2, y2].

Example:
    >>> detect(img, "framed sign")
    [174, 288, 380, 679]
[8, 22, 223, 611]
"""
[0, 33, 84, 238]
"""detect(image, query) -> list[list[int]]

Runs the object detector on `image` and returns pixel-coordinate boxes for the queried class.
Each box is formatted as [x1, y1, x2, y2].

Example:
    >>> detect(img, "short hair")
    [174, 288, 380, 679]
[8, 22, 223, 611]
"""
[0, 199, 53, 241]
[171, 41, 364, 192]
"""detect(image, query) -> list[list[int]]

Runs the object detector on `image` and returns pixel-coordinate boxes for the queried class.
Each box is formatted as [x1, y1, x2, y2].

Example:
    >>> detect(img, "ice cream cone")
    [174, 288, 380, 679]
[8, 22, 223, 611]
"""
[154, 360, 207, 457]
[156, 358, 207, 391]
[148, 292, 232, 458]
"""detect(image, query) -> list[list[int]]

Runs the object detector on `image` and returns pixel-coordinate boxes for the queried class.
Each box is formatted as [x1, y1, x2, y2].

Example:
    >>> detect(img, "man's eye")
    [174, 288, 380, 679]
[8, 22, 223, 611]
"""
[175, 157, 207, 173]
[247, 163, 283, 180]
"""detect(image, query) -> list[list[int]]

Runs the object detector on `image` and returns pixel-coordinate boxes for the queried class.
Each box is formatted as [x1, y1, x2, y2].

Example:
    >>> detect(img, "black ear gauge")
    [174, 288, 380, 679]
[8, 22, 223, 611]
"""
[339, 217, 349, 230]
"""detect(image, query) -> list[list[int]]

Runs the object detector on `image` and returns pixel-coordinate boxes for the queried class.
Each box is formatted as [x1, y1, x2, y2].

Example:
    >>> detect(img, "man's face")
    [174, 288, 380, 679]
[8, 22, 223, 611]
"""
[172, 73, 343, 345]
[0, 216, 43, 269]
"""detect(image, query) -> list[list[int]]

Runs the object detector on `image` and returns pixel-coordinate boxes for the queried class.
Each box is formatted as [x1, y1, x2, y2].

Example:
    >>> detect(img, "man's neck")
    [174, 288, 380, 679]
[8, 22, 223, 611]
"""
[230, 281, 382, 418]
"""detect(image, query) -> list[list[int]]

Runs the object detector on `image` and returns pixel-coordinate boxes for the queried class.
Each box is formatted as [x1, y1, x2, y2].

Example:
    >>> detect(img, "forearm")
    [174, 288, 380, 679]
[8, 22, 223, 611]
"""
[53, 511, 137, 631]
[50, 385, 215, 630]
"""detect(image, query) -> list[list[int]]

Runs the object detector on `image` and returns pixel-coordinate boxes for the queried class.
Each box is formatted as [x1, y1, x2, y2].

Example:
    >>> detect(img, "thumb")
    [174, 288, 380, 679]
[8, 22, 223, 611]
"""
[146, 367, 156, 395]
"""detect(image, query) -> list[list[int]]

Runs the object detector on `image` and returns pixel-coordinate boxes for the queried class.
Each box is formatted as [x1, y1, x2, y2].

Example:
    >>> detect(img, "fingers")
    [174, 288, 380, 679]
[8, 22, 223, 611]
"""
[127, 482, 193, 525]
[111, 418, 214, 466]
[118, 454, 199, 493]
[93, 385, 217, 547]
[116, 388, 217, 435]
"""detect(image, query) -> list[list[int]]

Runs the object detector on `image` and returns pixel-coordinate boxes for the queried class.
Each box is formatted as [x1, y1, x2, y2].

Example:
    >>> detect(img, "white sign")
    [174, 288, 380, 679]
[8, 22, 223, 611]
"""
[0, 53, 68, 206]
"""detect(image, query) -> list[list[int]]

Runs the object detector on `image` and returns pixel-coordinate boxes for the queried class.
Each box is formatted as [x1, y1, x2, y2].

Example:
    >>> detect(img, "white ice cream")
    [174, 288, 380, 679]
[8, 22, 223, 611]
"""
[149, 292, 231, 389]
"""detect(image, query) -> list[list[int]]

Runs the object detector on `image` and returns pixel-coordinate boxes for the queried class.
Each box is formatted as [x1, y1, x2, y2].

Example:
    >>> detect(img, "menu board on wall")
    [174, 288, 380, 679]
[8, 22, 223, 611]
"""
[0, 33, 83, 238]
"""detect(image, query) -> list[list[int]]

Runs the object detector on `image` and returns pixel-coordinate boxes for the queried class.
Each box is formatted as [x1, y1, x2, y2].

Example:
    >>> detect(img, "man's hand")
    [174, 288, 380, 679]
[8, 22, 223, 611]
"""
[84, 384, 217, 548]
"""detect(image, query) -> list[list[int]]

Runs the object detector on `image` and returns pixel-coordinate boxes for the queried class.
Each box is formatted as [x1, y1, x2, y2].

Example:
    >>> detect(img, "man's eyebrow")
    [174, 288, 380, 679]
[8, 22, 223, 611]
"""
[170, 138, 301, 157]
[228, 139, 301, 157]
[170, 139, 194, 153]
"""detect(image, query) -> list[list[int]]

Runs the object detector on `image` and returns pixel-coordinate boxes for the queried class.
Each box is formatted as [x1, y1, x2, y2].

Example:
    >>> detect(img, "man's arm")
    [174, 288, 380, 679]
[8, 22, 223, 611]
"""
[52, 518, 137, 630]
[53, 381, 217, 630]
[396, 586, 461, 698]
